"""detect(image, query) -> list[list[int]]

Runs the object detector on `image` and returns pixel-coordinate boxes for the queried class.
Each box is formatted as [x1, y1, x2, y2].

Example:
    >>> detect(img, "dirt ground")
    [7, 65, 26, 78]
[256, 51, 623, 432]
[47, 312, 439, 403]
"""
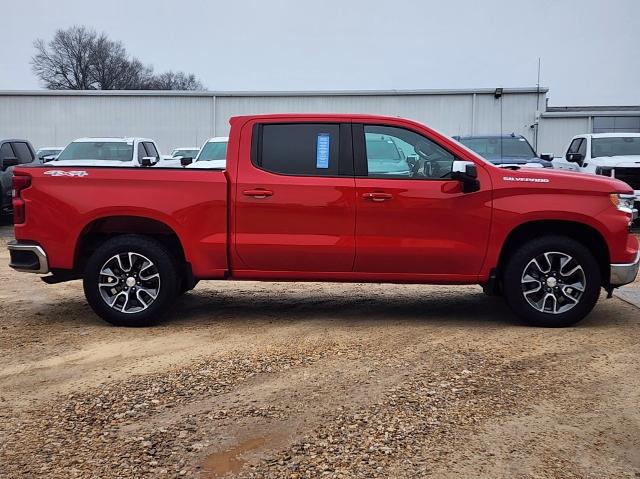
[1, 222, 639, 479]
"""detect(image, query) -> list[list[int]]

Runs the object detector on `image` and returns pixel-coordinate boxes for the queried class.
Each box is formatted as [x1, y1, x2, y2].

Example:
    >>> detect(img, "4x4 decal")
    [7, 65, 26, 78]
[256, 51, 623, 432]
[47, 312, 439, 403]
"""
[44, 170, 89, 177]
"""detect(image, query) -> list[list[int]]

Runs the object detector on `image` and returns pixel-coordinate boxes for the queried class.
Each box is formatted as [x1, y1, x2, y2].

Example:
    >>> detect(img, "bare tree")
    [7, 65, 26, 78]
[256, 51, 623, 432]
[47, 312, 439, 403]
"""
[148, 71, 204, 91]
[31, 26, 204, 90]
[32, 26, 97, 89]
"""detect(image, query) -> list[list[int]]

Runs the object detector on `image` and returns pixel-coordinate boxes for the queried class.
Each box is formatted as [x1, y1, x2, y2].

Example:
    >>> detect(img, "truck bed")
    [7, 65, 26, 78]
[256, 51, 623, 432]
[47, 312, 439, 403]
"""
[14, 167, 229, 278]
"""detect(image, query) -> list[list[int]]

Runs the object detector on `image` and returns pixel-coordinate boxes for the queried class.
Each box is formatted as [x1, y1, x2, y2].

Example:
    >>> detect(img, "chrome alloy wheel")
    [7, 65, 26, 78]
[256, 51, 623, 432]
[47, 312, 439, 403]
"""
[98, 252, 161, 314]
[521, 251, 586, 314]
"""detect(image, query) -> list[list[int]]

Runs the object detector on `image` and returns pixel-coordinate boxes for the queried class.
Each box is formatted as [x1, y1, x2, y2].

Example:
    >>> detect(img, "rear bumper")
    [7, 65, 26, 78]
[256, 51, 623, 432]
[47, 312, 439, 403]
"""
[7, 241, 49, 274]
[610, 250, 640, 286]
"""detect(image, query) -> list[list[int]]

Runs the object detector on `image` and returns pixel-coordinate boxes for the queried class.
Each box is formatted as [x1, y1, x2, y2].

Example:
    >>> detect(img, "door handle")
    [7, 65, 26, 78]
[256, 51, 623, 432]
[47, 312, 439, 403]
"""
[362, 192, 393, 202]
[243, 189, 273, 199]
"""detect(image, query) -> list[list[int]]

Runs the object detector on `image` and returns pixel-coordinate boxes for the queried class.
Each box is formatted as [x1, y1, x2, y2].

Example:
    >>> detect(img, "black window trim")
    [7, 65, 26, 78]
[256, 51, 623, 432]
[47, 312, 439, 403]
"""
[353, 123, 460, 181]
[250, 122, 354, 178]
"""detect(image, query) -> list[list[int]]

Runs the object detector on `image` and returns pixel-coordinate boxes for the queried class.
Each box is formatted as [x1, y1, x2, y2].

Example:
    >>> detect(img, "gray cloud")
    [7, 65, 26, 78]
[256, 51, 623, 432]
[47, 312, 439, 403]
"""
[1, 0, 638, 105]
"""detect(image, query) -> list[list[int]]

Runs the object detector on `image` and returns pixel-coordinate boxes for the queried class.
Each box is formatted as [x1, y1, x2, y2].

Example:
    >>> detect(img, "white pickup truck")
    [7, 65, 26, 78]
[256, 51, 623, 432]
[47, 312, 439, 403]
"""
[48, 138, 164, 167]
[184, 137, 228, 169]
[554, 133, 640, 211]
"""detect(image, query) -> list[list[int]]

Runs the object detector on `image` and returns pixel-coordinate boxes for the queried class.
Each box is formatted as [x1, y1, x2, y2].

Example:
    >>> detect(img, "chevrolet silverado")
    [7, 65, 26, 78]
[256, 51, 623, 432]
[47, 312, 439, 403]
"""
[8, 114, 640, 327]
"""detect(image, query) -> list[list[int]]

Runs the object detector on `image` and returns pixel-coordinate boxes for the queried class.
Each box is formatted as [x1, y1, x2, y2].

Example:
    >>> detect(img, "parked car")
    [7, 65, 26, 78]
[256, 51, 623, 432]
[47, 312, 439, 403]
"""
[47, 138, 163, 167]
[35, 147, 64, 163]
[170, 147, 200, 159]
[454, 134, 553, 168]
[8, 114, 639, 329]
[1, 139, 36, 216]
[155, 147, 202, 168]
[553, 133, 640, 218]
[185, 137, 228, 169]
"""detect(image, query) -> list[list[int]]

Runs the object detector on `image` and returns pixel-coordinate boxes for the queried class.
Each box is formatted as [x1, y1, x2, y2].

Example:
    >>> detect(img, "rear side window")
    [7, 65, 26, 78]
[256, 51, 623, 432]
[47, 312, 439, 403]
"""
[254, 124, 341, 176]
[12, 142, 34, 164]
[0, 143, 14, 159]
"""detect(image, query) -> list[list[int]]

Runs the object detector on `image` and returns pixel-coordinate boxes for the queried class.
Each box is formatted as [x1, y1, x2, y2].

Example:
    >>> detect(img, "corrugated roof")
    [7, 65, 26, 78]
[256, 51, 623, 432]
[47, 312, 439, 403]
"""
[547, 105, 640, 112]
[0, 87, 549, 97]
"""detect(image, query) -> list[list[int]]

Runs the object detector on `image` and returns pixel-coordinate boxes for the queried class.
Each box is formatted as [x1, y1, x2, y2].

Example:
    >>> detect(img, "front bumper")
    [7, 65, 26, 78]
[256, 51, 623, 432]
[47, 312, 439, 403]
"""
[610, 250, 640, 286]
[7, 241, 49, 274]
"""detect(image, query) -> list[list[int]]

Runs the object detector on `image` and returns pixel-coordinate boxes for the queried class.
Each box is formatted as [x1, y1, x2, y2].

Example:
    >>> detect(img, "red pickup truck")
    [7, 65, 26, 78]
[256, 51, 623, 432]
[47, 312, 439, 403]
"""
[8, 114, 640, 327]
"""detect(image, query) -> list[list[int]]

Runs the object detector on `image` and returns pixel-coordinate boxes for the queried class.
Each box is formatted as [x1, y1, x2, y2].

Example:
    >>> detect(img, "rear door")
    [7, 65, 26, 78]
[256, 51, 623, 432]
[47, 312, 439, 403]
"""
[233, 121, 356, 274]
[353, 122, 492, 278]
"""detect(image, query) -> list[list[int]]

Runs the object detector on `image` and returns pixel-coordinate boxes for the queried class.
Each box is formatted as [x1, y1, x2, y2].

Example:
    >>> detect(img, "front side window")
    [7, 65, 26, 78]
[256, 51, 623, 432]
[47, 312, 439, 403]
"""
[592, 137, 640, 158]
[143, 142, 159, 158]
[12, 142, 34, 163]
[364, 125, 454, 179]
[567, 138, 583, 154]
[197, 141, 227, 161]
[59, 142, 134, 162]
[137, 143, 149, 161]
[256, 123, 340, 176]
[1, 143, 15, 159]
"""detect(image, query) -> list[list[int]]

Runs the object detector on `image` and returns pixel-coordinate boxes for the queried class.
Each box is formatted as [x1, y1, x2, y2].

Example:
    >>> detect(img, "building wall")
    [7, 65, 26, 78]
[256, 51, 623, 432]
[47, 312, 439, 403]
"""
[537, 116, 590, 156]
[0, 90, 546, 153]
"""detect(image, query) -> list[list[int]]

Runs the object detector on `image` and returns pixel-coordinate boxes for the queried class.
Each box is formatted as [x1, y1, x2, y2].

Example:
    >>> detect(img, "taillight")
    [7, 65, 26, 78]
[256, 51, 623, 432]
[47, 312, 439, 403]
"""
[12, 174, 31, 224]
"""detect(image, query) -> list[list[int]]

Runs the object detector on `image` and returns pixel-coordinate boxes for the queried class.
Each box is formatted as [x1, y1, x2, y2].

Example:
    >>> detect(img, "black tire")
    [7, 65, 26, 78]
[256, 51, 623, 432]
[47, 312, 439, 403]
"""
[83, 235, 180, 327]
[502, 235, 601, 327]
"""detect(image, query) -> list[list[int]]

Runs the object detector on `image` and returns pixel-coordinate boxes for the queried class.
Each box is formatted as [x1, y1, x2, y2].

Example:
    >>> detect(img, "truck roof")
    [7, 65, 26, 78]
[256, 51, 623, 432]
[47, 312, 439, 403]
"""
[72, 137, 153, 143]
[586, 133, 640, 138]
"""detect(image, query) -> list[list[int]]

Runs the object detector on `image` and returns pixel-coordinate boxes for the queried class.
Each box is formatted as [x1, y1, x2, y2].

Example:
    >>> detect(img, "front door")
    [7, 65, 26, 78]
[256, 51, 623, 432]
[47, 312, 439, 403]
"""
[233, 122, 356, 274]
[353, 123, 492, 278]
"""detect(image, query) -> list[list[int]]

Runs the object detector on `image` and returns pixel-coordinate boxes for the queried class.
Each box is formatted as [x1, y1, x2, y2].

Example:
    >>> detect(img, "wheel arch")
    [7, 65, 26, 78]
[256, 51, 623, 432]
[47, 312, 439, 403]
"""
[496, 219, 610, 287]
[74, 215, 188, 274]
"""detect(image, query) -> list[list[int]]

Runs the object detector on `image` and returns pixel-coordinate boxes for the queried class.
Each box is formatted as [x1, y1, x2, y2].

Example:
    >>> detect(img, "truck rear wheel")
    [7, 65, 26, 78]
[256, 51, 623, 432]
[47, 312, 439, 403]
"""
[502, 235, 601, 327]
[83, 235, 179, 327]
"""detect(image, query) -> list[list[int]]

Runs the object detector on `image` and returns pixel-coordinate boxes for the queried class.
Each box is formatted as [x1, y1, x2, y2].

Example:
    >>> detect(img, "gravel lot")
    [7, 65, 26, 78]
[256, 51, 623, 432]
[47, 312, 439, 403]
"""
[1, 222, 639, 478]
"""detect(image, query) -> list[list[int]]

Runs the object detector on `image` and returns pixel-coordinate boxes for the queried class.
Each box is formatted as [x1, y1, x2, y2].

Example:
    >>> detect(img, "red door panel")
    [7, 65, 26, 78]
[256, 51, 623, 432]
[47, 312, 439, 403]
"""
[354, 177, 492, 276]
[234, 175, 356, 272]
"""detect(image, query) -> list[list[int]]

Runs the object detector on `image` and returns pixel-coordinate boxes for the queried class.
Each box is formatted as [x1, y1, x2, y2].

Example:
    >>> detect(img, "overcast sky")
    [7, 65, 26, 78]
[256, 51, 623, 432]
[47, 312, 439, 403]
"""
[1, 0, 638, 106]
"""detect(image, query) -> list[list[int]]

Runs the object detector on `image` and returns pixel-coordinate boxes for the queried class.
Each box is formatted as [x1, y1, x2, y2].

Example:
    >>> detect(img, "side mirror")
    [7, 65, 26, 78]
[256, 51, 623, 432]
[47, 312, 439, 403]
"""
[180, 157, 193, 167]
[539, 153, 553, 161]
[451, 160, 480, 193]
[140, 156, 157, 167]
[566, 152, 584, 164]
[1, 156, 19, 171]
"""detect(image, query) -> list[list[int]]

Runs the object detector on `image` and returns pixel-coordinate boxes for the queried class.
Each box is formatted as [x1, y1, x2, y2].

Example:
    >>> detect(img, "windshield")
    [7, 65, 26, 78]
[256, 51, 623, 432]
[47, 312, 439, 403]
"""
[171, 149, 199, 158]
[459, 137, 536, 159]
[591, 137, 640, 158]
[196, 141, 227, 161]
[57, 142, 133, 162]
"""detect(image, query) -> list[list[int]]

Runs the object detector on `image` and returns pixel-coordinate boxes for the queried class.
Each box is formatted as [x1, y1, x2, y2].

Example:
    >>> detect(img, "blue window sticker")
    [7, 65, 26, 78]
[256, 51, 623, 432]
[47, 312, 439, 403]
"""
[316, 133, 330, 169]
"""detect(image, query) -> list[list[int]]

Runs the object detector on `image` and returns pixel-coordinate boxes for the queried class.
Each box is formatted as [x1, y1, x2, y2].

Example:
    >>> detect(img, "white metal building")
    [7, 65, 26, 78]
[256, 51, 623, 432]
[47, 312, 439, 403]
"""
[0, 88, 638, 156]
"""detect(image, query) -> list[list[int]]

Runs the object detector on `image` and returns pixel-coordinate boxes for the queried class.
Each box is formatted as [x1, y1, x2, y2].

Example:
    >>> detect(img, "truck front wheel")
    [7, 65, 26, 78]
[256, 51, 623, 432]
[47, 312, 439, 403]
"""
[83, 235, 179, 327]
[502, 235, 601, 327]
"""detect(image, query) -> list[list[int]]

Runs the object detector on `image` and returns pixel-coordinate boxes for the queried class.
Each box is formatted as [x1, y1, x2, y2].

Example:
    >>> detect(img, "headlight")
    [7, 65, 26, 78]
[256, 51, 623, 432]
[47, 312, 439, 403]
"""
[610, 193, 638, 220]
